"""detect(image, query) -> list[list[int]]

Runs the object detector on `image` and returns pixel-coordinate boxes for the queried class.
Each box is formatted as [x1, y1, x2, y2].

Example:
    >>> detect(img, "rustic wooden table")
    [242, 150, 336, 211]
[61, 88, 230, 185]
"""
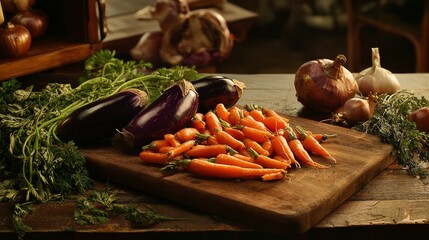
[1, 73, 429, 240]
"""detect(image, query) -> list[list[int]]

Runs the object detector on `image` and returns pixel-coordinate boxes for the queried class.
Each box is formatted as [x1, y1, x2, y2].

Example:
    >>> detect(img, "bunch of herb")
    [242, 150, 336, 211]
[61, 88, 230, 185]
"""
[75, 186, 181, 226]
[0, 49, 200, 204]
[353, 90, 429, 177]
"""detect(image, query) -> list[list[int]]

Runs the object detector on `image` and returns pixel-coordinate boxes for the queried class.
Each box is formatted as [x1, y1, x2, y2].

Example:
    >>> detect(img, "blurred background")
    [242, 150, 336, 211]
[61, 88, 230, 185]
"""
[104, 0, 428, 74]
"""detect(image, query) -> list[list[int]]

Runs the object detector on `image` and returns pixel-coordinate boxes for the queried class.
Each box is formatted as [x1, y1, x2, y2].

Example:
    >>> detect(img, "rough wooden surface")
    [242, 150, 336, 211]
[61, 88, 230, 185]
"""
[1, 73, 429, 240]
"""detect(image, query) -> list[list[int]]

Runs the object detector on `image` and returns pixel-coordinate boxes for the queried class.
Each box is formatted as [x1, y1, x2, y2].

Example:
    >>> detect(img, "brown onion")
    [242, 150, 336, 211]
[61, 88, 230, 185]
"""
[11, 9, 49, 38]
[0, 22, 32, 57]
[333, 97, 374, 127]
[294, 54, 358, 113]
[408, 107, 429, 134]
[130, 31, 163, 66]
[1, 0, 36, 13]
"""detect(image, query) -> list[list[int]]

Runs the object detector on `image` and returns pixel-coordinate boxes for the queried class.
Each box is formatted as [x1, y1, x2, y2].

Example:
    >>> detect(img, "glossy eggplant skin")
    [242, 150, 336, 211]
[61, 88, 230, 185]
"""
[56, 89, 148, 147]
[121, 80, 199, 151]
[191, 75, 245, 113]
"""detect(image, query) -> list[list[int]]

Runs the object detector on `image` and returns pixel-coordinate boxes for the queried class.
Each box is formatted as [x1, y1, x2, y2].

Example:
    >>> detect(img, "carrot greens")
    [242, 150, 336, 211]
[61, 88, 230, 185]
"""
[0, 50, 199, 237]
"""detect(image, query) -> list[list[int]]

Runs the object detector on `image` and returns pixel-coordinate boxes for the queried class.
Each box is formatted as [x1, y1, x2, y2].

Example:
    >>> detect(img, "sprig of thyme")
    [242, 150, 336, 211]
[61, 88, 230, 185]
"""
[353, 90, 429, 177]
[75, 186, 182, 226]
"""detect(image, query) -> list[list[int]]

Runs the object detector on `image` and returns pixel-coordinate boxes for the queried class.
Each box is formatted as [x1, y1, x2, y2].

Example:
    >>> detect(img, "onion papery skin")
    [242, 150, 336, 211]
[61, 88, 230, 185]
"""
[0, 22, 32, 57]
[294, 55, 358, 113]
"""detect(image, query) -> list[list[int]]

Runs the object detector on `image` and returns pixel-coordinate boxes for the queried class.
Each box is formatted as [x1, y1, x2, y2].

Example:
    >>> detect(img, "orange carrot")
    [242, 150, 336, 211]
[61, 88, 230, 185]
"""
[139, 151, 168, 165]
[215, 103, 230, 122]
[262, 108, 289, 123]
[215, 130, 246, 150]
[235, 125, 272, 143]
[166, 140, 196, 160]
[295, 125, 336, 163]
[214, 154, 263, 169]
[285, 126, 328, 169]
[262, 116, 288, 132]
[242, 138, 270, 156]
[273, 155, 292, 166]
[262, 172, 286, 181]
[184, 158, 286, 179]
[233, 153, 257, 163]
[228, 106, 243, 126]
[174, 127, 200, 142]
[261, 139, 273, 156]
[205, 111, 222, 134]
[247, 108, 266, 122]
[224, 127, 245, 140]
[141, 139, 170, 151]
[185, 144, 237, 158]
[191, 113, 206, 133]
[239, 116, 269, 131]
[164, 133, 180, 147]
[158, 146, 175, 153]
[311, 133, 338, 143]
[271, 135, 300, 168]
[247, 148, 290, 169]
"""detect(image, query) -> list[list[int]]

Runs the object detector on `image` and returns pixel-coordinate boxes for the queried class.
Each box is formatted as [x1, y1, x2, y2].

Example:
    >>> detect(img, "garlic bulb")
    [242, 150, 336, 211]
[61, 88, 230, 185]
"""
[356, 48, 401, 96]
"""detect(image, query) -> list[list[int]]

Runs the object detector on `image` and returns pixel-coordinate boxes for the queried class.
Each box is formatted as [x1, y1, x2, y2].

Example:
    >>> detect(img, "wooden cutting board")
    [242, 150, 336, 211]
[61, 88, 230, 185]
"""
[81, 114, 394, 236]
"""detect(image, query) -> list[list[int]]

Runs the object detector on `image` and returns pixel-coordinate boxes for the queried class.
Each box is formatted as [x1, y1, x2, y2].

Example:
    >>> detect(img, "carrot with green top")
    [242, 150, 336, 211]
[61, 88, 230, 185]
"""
[191, 113, 206, 133]
[214, 154, 263, 169]
[311, 133, 338, 143]
[247, 148, 290, 169]
[205, 111, 222, 134]
[271, 135, 300, 168]
[215, 103, 230, 122]
[242, 138, 270, 156]
[214, 130, 246, 150]
[164, 133, 180, 147]
[295, 125, 337, 163]
[244, 104, 266, 122]
[234, 125, 272, 143]
[169, 158, 286, 179]
[174, 127, 200, 142]
[285, 126, 328, 169]
[141, 139, 170, 151]
[228, 106, 243, 126]
[239, 116, 269, 131]
[139, 151, 169, 165]
[185, 144, 237, 158]
[262, 116, 288, 132]
[166, 140, 196, 160]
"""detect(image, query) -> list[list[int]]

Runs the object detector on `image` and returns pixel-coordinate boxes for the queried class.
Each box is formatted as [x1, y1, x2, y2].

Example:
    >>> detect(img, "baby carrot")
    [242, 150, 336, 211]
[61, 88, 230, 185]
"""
[214, 130, 246, 150]
[141, 139, 170, 151]
[224, 127, 245, 140]
[205, 111, 222, 134]
[242, 138, 270, 156]
[191, 113, 206, 133]
[262, 108, 289, 123]
[243, 104, 266, 121]
[164, 133, 181, 147]
[233, 153, 257, 163]
[239, 116, 269, 131]
[273, 155, 292, 166]
[235, 125, 272, 143]
[285, 126, 328, 169]
[185, 144, 237, 158]
[262, 172, 286, 181]
[214, 154, 263, 169]
[271, 135, 300, 168]
[184, 158, 286, 179]
[311, 133, 338, 142]
[158, 146, 175, 153]
[215, 103, 230, 122]
[262, 116, 288, 132]
[174, 127, 200, 142]
[166, 140, 196, 160]
[295, 125, 337, 163]
[248, 148, 290, 169]
[228, 106, 243, 126]
[261, 139, 273, 156]
[139, 151, 168, 165]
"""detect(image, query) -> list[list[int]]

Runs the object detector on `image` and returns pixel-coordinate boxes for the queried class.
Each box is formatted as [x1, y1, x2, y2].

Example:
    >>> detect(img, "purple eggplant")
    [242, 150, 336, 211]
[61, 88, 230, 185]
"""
[191, 75, 245, 113]
[120, 80, 199, 151]
[56, 89, 148, 146]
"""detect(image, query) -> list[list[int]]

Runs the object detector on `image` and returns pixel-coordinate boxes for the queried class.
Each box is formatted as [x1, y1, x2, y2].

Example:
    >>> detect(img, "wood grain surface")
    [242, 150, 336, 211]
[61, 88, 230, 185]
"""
[81, 113, 394, 236]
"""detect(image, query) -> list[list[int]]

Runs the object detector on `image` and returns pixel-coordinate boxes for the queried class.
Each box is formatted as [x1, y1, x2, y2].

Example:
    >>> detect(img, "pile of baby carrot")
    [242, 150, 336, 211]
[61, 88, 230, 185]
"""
[139, 103, 337, 181]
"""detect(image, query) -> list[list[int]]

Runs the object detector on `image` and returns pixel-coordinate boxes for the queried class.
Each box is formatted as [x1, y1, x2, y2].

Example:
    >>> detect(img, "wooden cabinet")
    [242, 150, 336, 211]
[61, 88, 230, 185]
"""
[0, 0, 106, 82]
